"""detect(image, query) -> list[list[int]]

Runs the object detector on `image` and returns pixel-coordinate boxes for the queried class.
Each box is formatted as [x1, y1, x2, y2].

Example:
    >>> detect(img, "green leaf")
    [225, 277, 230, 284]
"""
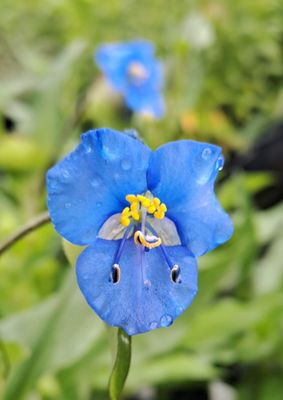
[32, 40, 86, 155]
[109, 328, 131, 400]
[129, 353, 218, 386]
[183, 294, 283, 352]
[0, 135, 49, 171]
[1, 273, 104, 400]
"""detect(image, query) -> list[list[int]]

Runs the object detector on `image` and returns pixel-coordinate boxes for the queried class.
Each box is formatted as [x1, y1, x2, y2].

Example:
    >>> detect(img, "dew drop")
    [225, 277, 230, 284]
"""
[175, 305, 184, 314]
[215, 155, 224, 171]
[124, 128, 139, 139]
[63, 170, 71, 179]
[65, 202, 71, 209]
[202, 147, 212, 160]
[149, 321, 158, 330]
[113, 172, 121, 183]
[48, 181, 60, 193]
[49, 181, 57, 189]
[90, 176, 101, 187]
[83, 142, 92, 153]
[121, 159, 131, 171]
[126, 327, 135, 336]
[101, 141, 118, 161]
[160, 314, 173, 328]
[144, 279, 151, 289]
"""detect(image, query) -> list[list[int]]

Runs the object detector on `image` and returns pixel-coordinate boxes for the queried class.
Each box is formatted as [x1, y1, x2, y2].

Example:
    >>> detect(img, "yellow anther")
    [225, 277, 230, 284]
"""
[126, 194, 137, 203]
[130, 201, 139, 211]
[120, 216, 131, 227]
[131, 211, 140, 221]
[154, 210, 165, 219]
[122, 207, 130, 216]
[147, 204, 156, 214]
[143, 198, 151, 207]
[137, 195, 150, 207]
[134, 231, 162, 249]
[128, 62, 148, 80]
[121, 193, 167, 226]
[153, 197, 161, 207]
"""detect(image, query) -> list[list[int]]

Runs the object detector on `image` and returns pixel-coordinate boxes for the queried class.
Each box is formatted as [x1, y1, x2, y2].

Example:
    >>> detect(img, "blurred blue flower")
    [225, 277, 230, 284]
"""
[94, 41, 165, 118]
[46, 128, 233, 335]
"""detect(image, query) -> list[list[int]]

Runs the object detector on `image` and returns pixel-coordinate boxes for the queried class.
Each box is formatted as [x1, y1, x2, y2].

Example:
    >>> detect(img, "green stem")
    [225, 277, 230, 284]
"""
[108, 328, 132, 400]
[0, 212, 50, 257]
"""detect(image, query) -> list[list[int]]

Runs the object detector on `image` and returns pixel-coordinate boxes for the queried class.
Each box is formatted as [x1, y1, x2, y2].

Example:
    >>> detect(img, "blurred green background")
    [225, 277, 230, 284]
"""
[1, 0, 283, 399]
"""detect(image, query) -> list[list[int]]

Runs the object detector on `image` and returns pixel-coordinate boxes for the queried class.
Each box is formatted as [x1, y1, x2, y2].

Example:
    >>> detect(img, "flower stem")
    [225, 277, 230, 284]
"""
[108, 328, 132, 400]
[0, 211, 50, 257]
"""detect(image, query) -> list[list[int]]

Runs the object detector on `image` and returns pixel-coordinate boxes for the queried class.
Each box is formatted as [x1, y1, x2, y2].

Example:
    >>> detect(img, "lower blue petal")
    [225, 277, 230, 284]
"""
[147, 140, 234, 255]
[47, 128, 151, 245]
[76, 239, 198, 335]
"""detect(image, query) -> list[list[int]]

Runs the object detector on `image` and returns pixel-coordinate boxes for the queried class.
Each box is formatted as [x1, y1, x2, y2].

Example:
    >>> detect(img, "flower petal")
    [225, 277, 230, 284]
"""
[95, 41, 155, 91]
[47, 128, 151, 245]
[147, 140, 233, 256]
[76, 239, 198, 335]
[125, 86, 165, 118]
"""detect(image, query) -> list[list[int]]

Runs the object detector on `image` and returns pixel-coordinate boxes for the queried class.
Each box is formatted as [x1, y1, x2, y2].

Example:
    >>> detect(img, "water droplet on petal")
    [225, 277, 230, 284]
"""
[149, 321, 158, 330]
[83, 142, 92, 153]
[113, 172, 121, 182]
[175, 305, 184, 314]
[65, 202, 71, 209]
[215, 155, 224, 171]
[196, 150, 214, 184]
[49, 181, 57, 189]
[160, 314, 173, 328]
[90, 176, 101, 187]
[124, 129, 140, 139]
[48, 181, 60, 193]
[63, 170, 71, 179]
[100, 137, 118, 160]
[202, 147, 212, 160]
[121, 159, 131, 171]
[144, 279, 151, 289]
[126, 327, 135, 336]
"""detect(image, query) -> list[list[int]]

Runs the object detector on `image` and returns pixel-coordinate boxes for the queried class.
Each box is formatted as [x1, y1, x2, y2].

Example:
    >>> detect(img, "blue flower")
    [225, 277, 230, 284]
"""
[94, 41, 165, 118]
[46, 128, 233, 335]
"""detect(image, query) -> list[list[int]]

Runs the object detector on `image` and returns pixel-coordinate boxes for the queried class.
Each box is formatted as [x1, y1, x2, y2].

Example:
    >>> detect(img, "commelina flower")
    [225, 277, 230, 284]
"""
[94, 41, 165, 118]
[46, 128, 233, 335]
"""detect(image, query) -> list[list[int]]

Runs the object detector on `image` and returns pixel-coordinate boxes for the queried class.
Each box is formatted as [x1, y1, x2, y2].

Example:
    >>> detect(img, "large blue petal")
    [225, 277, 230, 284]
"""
[76, 239, 198, 335]
[47, 128, 151, 245]
[95, 41, 155, 91]
[147, 140, 233, 256]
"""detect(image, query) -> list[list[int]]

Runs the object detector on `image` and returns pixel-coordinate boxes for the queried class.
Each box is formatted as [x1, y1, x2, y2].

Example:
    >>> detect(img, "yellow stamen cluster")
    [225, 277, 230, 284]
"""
[128, 62, 149, 80]
[120, 194, 167, 227]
